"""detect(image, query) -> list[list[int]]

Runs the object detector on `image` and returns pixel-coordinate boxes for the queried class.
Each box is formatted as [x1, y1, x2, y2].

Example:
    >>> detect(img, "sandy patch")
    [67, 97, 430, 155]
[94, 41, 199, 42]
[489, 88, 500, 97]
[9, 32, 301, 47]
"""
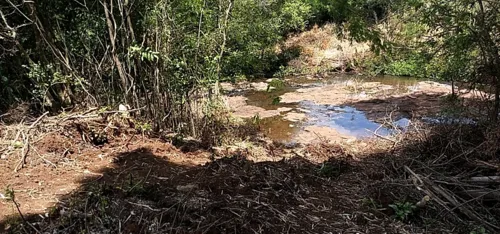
[226, 96, 280, 118]
[295, 126, 356, 144]
[283, 112, 307, 122]
[277, 107, 293, 112]
[281, 85, 353, 105]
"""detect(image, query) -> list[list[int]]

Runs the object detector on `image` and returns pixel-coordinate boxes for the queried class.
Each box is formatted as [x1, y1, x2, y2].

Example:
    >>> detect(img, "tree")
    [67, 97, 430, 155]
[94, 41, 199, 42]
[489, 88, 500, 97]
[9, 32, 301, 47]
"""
[414, 0, 500, 120]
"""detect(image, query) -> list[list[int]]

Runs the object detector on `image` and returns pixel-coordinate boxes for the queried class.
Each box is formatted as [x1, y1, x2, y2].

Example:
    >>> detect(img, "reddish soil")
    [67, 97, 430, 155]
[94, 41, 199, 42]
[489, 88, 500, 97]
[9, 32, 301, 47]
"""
[0, 112, 492, 233]
[0, 128, 410, 233]
[0, 127, 211, 224]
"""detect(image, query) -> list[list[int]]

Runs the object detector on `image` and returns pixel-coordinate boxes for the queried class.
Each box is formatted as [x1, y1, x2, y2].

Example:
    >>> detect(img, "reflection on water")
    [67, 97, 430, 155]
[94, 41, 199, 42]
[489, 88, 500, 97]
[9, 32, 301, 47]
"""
[259, 102, 411, 142]
[259, 116, 300, 142]
[245, 88, 296, 110]
[247, 74, 417, 142]
[304, 102, 395, 138]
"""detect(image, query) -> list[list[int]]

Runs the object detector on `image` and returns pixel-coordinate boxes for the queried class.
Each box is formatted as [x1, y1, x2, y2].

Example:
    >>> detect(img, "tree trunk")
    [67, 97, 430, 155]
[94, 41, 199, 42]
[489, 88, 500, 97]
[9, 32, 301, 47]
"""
[103, 0, 129, 102]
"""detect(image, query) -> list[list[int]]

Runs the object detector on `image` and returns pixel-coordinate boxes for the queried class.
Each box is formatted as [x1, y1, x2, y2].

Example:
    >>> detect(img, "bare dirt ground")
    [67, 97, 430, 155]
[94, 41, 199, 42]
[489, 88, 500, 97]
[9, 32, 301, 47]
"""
[0, 112, 398, 233]
[1, 108, 499, 233]
[0, 117, 212, 222]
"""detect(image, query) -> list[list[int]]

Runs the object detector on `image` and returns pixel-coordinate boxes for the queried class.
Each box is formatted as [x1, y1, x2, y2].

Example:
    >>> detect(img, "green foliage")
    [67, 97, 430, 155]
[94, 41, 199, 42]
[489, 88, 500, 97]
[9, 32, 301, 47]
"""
[251, 114, 261, 125]
[135, 121, 153, 134]
[12, 141, 23, 149]
[0, 0, 403, 132]
[4, 186, 15, 201]
[267, 79, 286, 92]
[223, 0, 307, 78]
[271, 96, 282, 105]
[280, 0, 313, 31]
[374, 0, 499, 81]
[128, 45, 159, 62]
[274, 65, 298, 77]
[385, 54, 428, 77]
[389, 201, 416, 221]
[471, 226, 488, 234]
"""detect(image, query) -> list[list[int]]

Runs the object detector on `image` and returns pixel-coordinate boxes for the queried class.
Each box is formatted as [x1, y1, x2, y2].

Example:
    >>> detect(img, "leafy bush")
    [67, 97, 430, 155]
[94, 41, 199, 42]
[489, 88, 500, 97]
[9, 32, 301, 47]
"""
[389, 201, 416, 221]
[385, 59, 423, 77]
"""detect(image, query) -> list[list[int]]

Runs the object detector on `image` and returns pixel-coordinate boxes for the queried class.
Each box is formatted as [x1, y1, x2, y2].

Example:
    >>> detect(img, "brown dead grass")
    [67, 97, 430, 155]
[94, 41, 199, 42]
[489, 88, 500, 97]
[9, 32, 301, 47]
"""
[1, 109, 499, 233]
[282, 24, 371, 73]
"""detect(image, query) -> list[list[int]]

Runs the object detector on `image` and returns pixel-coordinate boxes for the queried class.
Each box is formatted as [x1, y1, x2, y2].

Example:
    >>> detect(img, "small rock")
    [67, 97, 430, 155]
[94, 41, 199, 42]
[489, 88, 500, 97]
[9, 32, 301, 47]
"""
[220, 82, 235, 92]
[277, 107, 293, 112]
[119, 104, 129, 111]
[250, 82, 270, 91]
[358, 91, 368, 98]
[345, 80, 356, 87]
[394, 118, 411, 129]
[285, 141, 299, 148]
[307, 215, 321, 223]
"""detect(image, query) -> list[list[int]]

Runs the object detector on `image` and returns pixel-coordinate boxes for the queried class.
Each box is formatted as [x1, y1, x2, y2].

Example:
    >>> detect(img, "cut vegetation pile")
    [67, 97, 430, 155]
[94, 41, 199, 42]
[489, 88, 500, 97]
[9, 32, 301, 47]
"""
[380, 123, 500, 233]
[0, 110, 499, 234]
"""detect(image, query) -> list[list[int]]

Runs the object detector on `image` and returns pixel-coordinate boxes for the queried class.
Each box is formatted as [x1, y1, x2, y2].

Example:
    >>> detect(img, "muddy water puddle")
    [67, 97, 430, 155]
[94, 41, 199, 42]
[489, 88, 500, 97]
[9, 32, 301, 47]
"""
[259, 101, 410, 143]
[227, 74, 448, 143]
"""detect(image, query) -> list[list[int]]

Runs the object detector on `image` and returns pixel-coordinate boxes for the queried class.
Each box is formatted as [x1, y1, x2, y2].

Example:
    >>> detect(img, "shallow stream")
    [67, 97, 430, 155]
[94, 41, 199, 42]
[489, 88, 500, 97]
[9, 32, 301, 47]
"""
[241, 74, 418, 143]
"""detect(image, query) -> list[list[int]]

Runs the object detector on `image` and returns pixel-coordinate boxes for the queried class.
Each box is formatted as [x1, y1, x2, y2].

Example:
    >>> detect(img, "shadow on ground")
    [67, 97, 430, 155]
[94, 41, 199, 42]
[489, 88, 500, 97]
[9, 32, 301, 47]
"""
[2, 145, 382, 233]
[1, 93, 499, 234]
[1, 143, 474, 233]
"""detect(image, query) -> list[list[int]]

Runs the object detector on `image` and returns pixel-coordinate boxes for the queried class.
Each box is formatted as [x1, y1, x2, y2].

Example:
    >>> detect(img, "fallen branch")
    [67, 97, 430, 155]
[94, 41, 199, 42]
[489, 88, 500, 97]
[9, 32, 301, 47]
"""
[468, 176, 500, 184]
[32, 146, 57, 168]
[127, 201, 161, 212]
[28, 112, 49, 129]
[473, 160, 500, 170]
[0, 113, 10, 118]
[60, 114, 100, 122]
[367, 129, 396, 143]
[6, 188, 41, 234]
[14, 132, 30, 172]
[460, 189, 500, 201]
[101, 106, 146, 114]
[13, 113, 49, 172]
[404, 166, 500, 233]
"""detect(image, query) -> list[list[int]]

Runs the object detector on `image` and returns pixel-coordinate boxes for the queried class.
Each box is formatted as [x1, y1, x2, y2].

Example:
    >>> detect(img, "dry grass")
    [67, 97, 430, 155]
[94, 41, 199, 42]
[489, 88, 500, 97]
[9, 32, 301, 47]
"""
[2, 109, 500, 233]
[376, 122, 500, 233]
[281, 24, 371, 74]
